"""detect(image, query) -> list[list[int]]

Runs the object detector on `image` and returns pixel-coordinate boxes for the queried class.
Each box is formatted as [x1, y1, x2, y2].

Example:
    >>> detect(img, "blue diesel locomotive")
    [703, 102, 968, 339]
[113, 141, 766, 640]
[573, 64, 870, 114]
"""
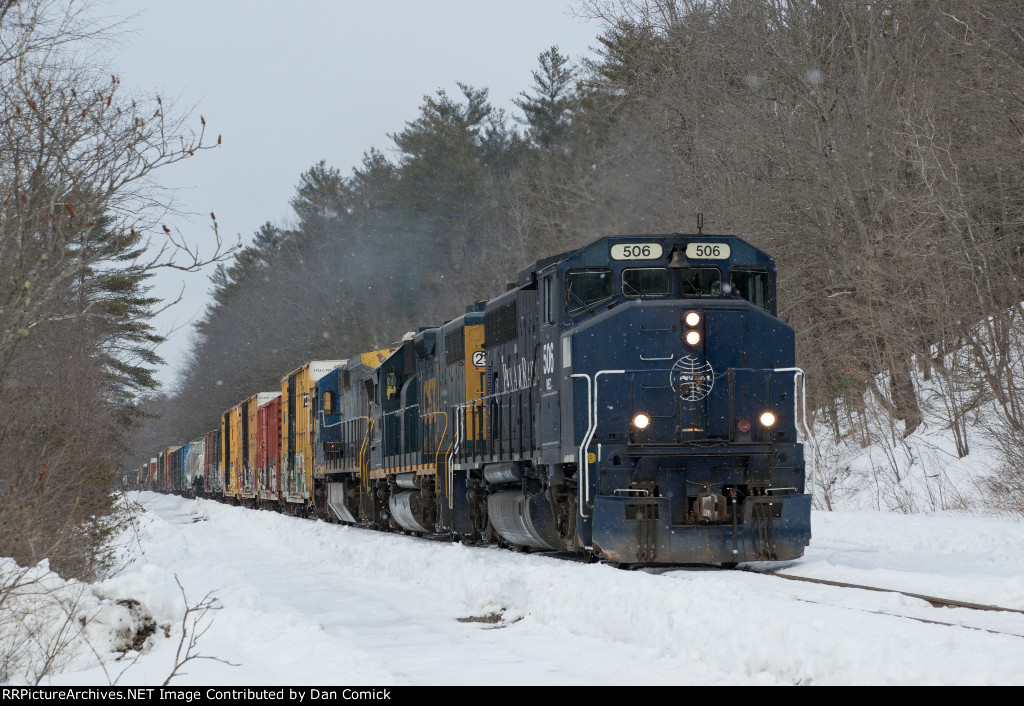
[310, 232, 811, 565]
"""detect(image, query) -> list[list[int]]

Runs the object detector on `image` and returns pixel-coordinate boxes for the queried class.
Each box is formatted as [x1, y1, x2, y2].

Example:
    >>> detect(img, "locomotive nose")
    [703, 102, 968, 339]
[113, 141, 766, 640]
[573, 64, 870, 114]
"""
[600, 303, 717, 445]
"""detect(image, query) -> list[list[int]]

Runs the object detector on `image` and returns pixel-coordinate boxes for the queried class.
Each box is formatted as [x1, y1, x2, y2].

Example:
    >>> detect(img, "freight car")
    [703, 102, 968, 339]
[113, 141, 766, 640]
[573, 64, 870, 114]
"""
[255, 393, 282, 506]
[153, 232, 812, 565]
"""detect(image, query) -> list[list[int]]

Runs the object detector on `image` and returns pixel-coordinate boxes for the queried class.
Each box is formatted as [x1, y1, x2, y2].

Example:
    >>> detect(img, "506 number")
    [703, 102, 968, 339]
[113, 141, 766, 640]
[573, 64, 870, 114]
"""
[684, 242, 731, 259]
[622, 245, 651, 258]
[611, 243, 663, 260]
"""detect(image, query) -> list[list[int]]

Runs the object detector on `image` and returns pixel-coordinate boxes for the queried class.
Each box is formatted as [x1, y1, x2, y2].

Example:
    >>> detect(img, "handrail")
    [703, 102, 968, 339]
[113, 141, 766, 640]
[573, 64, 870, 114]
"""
[440, 421, 454, 499]
[382, 403, 420, 417]
[569, 373, 592, 519]
[421, 411, 448, 494]
[318, 409, 346, 430]
[772, 367, 816, 504]
[448, 403, 463, 510]
[567, 370, 624, 522]
[590, 370, 626, 506]
[355, 415, 371, 491]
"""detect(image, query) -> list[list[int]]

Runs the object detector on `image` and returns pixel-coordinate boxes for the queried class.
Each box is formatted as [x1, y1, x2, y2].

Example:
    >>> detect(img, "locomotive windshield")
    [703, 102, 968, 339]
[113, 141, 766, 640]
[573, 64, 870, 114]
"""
[730, 268, 771, 312]
[565, 268, 613, 316]
[679, 267, 722, 297]
[622, 268, 670, 298]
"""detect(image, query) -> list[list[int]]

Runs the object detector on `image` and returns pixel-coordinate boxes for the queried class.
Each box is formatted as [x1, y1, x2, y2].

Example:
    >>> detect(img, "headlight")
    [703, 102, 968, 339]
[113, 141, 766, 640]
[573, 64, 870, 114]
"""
[759, 411, 776, 427]
[685, 331, 701, 346]
[685, 311, 700, 327]
[633, 413, 651, 429]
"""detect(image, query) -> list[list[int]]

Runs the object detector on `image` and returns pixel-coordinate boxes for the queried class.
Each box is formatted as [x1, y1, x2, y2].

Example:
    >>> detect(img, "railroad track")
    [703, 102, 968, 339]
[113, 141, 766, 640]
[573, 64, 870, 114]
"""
[748, 569, 1024, 639]
[768, 572, 1024, 614]
[488, 545, 1024, 638]
[494, 551, 1024, 640]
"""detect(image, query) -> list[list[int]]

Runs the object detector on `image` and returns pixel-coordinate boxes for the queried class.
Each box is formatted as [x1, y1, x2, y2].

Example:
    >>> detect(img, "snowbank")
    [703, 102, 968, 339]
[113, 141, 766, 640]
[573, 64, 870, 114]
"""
[16, 493, 1024, 686]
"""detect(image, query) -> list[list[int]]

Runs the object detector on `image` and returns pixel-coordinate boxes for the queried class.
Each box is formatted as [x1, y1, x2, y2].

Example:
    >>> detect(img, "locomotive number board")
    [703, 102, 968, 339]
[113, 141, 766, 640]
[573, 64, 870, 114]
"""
[611, 243, 664, 260]
[685, 243, 731, 259]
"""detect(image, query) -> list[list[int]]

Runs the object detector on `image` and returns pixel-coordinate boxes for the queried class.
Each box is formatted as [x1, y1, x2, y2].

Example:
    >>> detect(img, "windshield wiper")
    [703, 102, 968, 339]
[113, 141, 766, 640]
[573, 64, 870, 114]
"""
[566, 287, 608, 317]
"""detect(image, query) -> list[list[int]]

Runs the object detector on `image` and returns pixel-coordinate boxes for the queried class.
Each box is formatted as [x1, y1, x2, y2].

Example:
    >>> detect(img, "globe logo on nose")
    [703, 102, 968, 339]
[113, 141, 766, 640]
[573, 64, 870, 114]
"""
[670, 356, 715, 401]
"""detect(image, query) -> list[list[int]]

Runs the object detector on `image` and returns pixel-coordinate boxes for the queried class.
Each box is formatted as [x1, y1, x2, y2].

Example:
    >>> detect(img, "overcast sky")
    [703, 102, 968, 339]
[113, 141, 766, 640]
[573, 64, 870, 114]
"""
[101, 0, 603, 389]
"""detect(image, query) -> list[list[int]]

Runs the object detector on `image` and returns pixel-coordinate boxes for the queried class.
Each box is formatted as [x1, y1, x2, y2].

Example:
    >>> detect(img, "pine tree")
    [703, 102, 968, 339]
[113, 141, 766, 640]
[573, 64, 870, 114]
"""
[79, 220, 167, 397]
[206, 222, 288, 309]
[290, 160, 352, 236]
[389, 83, 493, 241]
[514, 46, 577, 149]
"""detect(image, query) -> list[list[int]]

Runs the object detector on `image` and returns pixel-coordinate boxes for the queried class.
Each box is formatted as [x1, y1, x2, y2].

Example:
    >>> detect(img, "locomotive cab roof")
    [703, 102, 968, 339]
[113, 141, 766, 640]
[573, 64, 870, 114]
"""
[511, 233, 776, 287]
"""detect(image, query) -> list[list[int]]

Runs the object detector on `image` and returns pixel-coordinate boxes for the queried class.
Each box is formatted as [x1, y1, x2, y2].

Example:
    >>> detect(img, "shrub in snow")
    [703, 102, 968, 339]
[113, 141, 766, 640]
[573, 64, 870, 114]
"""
[0, 558, 161, 684]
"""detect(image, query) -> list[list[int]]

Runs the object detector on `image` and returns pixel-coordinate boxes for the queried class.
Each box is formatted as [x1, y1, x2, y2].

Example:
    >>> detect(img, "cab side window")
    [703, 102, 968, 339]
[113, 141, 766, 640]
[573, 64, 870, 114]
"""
[542, 275, 555, 324]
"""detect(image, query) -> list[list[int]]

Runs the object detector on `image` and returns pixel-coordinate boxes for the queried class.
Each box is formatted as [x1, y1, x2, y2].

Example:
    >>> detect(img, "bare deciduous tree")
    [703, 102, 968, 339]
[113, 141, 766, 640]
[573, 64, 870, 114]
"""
[162, 576, 236, 685]
[0, 0, 234, 576]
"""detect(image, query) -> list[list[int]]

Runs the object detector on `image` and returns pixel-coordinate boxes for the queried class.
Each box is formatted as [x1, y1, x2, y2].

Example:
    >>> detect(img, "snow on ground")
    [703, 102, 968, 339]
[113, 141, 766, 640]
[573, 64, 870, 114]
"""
[16, 492, 1024, 686]
[807, 330, 1019, 518]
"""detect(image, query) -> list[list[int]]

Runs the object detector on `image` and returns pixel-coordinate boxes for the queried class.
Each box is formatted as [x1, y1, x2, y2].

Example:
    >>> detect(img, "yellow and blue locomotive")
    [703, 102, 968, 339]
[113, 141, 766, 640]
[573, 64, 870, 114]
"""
[309, 232, 811, 564]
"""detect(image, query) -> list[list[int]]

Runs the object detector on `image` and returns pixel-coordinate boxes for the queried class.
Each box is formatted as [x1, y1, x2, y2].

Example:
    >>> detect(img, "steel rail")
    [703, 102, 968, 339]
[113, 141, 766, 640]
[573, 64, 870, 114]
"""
[767, 571, 1024, 615]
